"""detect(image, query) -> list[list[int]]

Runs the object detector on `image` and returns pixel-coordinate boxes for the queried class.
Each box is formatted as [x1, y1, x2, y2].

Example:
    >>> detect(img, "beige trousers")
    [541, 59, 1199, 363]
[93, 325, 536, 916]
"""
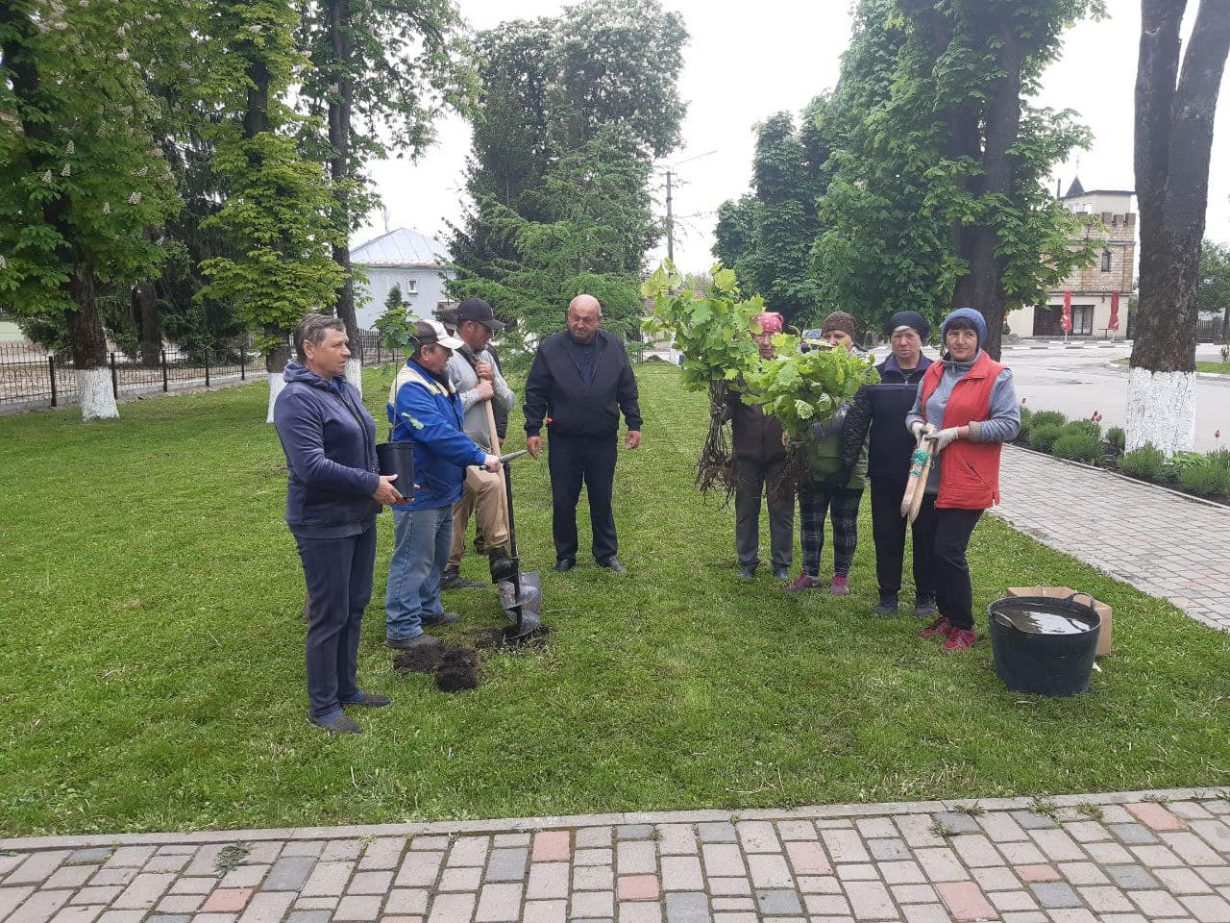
[447, 466, 510, 570]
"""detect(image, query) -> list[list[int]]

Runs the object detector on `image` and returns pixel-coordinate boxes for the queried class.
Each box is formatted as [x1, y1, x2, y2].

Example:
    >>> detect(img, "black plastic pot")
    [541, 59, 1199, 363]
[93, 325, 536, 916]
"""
[988, 595, 1101, 697]
[376, 441, 415, 496]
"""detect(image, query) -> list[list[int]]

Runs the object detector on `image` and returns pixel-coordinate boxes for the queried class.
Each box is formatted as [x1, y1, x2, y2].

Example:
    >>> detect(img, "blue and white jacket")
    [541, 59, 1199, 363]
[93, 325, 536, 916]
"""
[387, 358, 487, 511]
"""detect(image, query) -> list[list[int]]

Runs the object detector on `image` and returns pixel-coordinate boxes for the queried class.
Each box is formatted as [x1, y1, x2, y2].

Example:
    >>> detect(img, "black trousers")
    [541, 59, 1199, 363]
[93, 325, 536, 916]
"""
[869, 477, 937, 603]
[548, 433, 618, 563]
[295, 525, 377, 721]
[932, 508, 983, 630]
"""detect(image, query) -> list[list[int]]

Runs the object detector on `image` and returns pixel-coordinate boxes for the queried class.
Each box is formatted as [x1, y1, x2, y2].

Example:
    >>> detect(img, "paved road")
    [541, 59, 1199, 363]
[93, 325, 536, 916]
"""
[3, 789, 1229, 923]
[1000, 344, 1229, 453]
[994, 446, 1230, 632]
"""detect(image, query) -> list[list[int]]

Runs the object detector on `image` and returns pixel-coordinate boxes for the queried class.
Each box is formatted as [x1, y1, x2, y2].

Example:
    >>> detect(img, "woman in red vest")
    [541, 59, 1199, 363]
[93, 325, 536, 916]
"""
[904, 308, 1020, 651]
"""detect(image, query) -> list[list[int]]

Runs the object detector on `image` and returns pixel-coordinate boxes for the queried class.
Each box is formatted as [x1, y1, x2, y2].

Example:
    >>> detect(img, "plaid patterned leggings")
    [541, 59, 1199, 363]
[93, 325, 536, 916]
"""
[798, 485, 864, 579]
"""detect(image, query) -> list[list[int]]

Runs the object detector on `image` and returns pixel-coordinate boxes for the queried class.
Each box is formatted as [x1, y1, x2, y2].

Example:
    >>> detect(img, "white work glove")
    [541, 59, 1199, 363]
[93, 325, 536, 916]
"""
[929, 427, 961, 452]
[908, 420, 936, 439]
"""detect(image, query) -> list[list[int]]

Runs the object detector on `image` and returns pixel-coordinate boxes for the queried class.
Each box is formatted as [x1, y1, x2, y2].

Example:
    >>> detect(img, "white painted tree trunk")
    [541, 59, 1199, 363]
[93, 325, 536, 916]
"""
[77, 368, 119, 421]
[346, 356, 363, 397]
[266, 372, 289, 424]
[1125, 367, 1196, 456]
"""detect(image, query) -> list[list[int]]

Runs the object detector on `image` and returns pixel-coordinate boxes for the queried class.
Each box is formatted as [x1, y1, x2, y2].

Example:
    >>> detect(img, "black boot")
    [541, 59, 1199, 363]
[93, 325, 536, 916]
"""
[488, 549, 518, 584]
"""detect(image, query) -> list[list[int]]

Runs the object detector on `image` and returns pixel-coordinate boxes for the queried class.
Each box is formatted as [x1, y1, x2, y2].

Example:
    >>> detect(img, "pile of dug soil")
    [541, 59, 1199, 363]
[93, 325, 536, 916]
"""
[391, 626, 550, 693]
[434, 647, 481, 692]
[392, 642, 481, 693]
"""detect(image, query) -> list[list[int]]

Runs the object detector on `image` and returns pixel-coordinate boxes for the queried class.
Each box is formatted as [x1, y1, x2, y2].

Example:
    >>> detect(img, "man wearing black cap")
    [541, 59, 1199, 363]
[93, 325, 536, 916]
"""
[442, 299, 516, 590]
[842, 310, 937, 616]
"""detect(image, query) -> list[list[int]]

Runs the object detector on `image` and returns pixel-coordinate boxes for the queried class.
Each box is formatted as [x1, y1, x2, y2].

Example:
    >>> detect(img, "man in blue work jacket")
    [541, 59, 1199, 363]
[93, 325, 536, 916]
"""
[384, 320, 502, 649]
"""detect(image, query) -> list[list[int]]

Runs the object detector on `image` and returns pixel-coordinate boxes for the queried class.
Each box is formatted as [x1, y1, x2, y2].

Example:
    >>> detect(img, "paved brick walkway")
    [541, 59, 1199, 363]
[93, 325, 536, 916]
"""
[993, 447, 1230, 632]
[4, 789, 1230, 923]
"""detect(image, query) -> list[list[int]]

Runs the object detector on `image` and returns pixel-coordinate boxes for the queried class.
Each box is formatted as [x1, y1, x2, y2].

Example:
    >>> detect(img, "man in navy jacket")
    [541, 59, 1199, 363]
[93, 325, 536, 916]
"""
[273, 315, 404, 734]
[384, 320, 501, 649]
[524, 295, 642, 573]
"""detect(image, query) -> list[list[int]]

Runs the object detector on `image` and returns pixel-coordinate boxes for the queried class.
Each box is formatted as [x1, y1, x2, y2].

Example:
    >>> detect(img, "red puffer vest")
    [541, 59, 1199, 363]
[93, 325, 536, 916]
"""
[919, 351, 1006, 510]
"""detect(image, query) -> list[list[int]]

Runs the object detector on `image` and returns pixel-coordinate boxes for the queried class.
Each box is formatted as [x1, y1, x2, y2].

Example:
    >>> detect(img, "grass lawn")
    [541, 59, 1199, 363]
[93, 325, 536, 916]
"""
[1, 362, 1227, 837]
[1113, 357, 1230, 374]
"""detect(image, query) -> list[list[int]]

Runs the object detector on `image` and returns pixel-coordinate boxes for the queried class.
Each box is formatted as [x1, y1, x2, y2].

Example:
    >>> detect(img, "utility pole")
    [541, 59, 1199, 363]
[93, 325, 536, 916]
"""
[665, 169, 674, 263]
[656, 149, 715, 268]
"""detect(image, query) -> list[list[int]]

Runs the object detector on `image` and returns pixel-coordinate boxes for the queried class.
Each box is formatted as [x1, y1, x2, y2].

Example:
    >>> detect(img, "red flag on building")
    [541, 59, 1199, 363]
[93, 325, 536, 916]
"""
[1061, 290, 1073, 334]
[1108, 290, 1120, 331]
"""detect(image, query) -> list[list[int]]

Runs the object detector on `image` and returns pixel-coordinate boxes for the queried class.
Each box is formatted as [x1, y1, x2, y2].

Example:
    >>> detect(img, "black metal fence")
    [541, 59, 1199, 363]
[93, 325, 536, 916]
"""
[0, 341, 263, 409]
[0, 330, 399, 410]
[1197, 318, 1228, 343]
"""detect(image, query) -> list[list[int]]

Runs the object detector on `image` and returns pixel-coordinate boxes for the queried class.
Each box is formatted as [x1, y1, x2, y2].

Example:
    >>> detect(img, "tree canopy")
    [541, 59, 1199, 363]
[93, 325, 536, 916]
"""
[449, 0, 687, 345]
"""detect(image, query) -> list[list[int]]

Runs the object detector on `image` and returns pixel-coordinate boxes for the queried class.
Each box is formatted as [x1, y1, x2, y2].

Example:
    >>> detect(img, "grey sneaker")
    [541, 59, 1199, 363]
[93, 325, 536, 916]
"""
[738, 563, 757, 580]
[311, 713, 363, 734]
[442, 569, 485, 590]
[874, 596, 900, 616]
[421, 611, 461, 627]
[386, 633, 441, 651]
[913, 596, 937, 618]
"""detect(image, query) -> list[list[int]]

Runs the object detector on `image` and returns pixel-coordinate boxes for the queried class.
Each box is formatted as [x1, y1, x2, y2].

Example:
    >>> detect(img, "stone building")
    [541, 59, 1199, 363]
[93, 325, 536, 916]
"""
[1005, 178, 1136, 339]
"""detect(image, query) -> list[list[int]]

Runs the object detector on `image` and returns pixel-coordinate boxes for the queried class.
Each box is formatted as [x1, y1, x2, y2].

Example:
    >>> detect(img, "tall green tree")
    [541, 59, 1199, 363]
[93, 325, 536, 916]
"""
[197, 0, 346, 421]
[449, 0, 687, 340]
[712, 102, 831, 326]
[450, 130, 656, 343]
[297, 0, 475, 387]
[813, 0, 1101, 353]
[0, 0, 181, 419]
[1128, 0, 1230, 454]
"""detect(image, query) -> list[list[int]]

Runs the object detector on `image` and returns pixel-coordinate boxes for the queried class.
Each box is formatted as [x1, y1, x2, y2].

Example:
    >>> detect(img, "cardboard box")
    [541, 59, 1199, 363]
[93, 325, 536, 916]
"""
[1005, 586, 1113, 657]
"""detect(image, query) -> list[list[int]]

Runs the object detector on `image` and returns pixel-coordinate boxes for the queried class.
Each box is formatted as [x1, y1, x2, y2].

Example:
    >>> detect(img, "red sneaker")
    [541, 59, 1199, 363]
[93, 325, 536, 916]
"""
[918, 616, 952, 639]
[830, 574, 850, 596]
[942, 628, 977, 651]
[787, 574, 823, 592]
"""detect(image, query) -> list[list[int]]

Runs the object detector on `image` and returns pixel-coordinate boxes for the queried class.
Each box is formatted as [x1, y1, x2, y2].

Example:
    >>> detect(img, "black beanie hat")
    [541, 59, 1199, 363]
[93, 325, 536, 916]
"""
[885, 310, 930, 341]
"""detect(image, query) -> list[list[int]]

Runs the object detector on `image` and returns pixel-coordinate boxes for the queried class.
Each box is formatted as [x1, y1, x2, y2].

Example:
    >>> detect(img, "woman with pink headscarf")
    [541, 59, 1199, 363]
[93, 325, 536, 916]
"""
[723, 311, 794, 581]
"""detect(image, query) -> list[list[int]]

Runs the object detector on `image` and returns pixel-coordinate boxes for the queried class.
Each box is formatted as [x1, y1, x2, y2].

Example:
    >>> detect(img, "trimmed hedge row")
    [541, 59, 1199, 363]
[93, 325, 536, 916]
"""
[1017, 405, 1230, 501]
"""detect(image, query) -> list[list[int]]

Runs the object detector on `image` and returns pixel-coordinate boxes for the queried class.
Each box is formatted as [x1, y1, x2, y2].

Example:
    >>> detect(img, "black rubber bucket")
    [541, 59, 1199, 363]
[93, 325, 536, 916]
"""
[988, 595, 1101, 697]
[376, 441, 415, 495]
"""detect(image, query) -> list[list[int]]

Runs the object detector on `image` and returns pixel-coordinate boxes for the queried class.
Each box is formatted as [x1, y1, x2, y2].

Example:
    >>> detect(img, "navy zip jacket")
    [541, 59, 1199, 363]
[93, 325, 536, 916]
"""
[524, 329, 643, 439]
[842, 352, 934, 482]
[273, 361, 381, 538]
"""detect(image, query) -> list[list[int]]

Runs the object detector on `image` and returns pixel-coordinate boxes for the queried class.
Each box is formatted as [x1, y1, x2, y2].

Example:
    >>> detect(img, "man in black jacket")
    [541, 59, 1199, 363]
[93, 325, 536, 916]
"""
[841, 310, 936, 617]
[524, 294, 642, 573]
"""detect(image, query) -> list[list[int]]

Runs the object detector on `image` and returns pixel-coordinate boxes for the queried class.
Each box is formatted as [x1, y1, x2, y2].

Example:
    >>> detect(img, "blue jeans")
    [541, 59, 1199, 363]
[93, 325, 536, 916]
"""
[385, 505, 453, 641]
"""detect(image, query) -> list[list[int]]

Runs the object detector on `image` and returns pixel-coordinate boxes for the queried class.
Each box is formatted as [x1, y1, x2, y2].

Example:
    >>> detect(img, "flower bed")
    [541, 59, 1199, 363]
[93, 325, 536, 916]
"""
[1016, 404, 1230, 505]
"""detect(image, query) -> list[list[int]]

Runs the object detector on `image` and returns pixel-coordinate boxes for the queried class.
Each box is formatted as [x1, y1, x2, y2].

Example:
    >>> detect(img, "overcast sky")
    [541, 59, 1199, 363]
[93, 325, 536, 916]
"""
[356, 0, 1230, 275]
